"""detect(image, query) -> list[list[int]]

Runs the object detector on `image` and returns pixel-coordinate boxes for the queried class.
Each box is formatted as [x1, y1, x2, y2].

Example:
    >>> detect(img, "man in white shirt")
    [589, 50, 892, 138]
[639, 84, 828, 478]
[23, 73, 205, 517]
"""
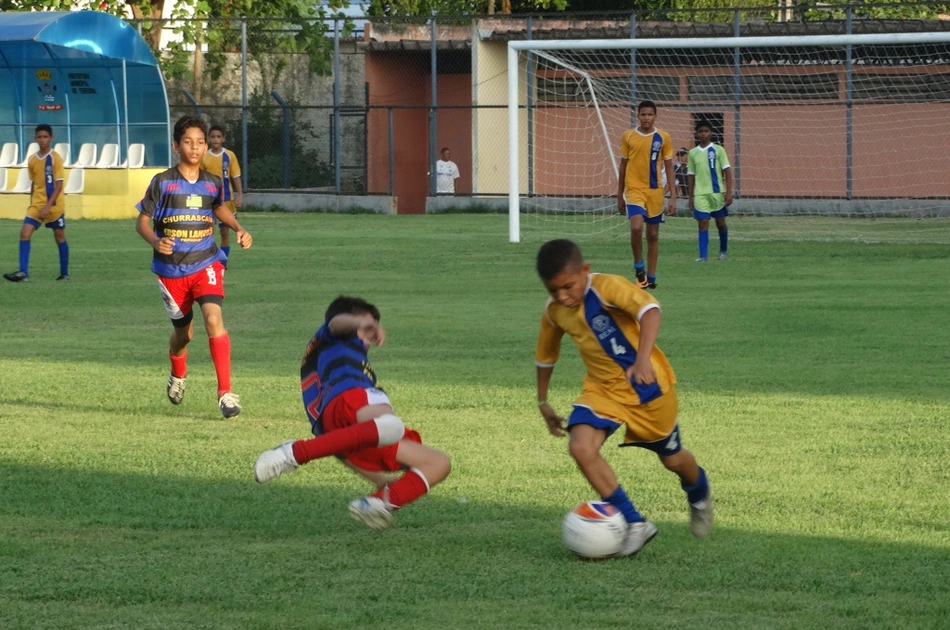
[435, 147, 460, 195]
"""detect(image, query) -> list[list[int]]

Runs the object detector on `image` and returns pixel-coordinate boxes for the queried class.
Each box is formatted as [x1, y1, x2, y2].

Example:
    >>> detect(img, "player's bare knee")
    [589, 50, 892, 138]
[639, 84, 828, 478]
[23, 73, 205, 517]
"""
[373, 413, 405, 446]
[568, 439, 598, 465]
[428, 451, 452, 485]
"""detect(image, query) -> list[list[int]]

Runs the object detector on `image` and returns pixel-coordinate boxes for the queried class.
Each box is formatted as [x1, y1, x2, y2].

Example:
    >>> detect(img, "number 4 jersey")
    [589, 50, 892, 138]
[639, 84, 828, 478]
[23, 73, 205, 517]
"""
[535, 272, 677, 408]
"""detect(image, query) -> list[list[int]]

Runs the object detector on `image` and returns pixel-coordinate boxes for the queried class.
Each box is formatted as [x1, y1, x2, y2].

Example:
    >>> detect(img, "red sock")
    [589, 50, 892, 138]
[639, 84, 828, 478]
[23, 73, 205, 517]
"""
[208, 332, 231, 397]
[374, 469, 429, 509]
[292, 420, 380, 465]
[169, 350, 188, 378]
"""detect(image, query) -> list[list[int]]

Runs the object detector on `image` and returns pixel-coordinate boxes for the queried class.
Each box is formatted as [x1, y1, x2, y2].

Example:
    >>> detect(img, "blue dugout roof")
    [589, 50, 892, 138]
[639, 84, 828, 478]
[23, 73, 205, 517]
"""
[0, 10, 170, 166]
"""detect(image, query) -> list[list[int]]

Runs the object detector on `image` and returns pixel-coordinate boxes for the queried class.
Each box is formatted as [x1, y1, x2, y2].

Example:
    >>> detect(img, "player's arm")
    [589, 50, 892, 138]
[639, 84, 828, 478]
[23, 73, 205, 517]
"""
[328, 313, 386, 347]
[627, 306, 659, 386]
[536, 309, 567, 437]
[686, 152, 696, 210]
[536, 365, 566, 438]
[213, 201, 252, 249]
[616, 157, 628, 214]
[663, 159, 677, 216]
[136, 213, 174, 255]
[39, 179, 64, 219]
[724, 164, 735, 206]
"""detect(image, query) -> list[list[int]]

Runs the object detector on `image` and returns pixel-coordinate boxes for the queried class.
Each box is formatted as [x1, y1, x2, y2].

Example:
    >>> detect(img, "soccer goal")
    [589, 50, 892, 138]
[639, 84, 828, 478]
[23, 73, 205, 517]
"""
[507, 32, 950, 244]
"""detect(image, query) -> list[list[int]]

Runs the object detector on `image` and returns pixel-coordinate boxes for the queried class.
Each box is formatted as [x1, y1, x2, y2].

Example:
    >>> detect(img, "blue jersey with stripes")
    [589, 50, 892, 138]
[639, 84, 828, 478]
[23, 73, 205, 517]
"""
[300, 323, 378, 434]
[136, 167, 225, 278]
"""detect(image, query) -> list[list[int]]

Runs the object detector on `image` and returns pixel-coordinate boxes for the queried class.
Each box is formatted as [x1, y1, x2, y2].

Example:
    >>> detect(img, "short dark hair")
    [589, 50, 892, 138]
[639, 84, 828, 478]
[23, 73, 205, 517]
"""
[537, 239, 584, 281]
[637, 100, 657, 114]
[173, 115, 207, 144]
[695, 119, 713, 132]
[325, 296, 381, 323]
[35, 124, 52, 136]
[441, 147, 450, 153]
[209, 125, 225, 135]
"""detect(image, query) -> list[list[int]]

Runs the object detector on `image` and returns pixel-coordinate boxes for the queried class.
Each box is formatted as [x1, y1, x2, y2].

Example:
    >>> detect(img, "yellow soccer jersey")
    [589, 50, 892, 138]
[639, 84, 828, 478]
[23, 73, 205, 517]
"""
[201, 149, 241, 203]
[536, 273, 676, 408]
[28, 151, 65, 210]
[620, 127, 673, 197]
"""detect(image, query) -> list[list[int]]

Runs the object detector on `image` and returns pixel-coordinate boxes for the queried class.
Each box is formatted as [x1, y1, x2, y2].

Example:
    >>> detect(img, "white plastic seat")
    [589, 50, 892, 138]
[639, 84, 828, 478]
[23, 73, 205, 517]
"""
[0, 168, 32, 194]
[15, 142, 39, 167]
[93, 143, 119, 168]
[126, 143, 145, 168]
[54, 142, 71, 166]
[0, 143, 17, 167]
[63, 168, 84, 194]
[74, 143, 97, 168]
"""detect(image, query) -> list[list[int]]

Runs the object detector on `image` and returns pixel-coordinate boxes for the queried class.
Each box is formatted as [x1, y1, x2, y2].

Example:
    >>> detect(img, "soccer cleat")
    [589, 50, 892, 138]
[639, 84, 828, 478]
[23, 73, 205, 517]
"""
[689, 491, 714, 538]
[3, 271, 29, 283]
[218, 392, 242, 418]
[254, 440, 299, 483]
[645, 282, 657, 290]
[56, 274, 70, 281]
[166, 374, 186, 405]
[634, 269, 649, 289]
[617, 520, 658, 557]
[695, 257, 708, 263]
[348, 496, 394, 531]
[718, 252, 728, 261]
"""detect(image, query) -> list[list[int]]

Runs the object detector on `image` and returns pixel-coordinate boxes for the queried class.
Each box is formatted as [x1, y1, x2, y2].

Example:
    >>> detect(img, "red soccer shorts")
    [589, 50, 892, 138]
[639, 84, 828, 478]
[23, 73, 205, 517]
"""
[157, 262, 226, 322]
[322, 387, 421, 472]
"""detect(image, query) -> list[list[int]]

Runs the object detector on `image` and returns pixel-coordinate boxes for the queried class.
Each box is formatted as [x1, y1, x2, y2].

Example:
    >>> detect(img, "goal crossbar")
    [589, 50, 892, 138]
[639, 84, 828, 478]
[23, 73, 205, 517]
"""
[507, 31, 950, 242]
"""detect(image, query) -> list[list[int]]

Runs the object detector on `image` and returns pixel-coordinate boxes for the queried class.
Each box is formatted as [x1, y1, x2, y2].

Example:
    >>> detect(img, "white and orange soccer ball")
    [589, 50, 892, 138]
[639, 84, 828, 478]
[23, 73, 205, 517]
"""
[562, 500, 627, 559]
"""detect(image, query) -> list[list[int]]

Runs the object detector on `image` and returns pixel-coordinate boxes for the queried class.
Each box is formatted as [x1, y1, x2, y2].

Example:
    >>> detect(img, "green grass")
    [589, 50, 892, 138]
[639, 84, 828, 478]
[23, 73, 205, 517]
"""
[1, 214, 948, 629]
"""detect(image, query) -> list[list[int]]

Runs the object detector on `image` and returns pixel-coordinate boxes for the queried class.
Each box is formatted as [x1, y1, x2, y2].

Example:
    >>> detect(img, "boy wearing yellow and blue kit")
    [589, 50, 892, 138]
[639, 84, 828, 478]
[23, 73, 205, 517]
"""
[688, 119, 734, 262]
[201, 126, 243, 265]
[535, 239, 712, 557]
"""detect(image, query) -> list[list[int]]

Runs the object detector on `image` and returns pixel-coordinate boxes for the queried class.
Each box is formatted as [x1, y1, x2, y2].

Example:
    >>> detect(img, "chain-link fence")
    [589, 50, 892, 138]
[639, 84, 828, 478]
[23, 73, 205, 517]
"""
[133, 3, 950, 213]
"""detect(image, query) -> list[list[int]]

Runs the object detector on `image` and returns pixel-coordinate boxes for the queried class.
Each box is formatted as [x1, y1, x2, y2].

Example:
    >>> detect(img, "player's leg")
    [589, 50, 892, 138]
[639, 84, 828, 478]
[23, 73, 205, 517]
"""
[51, 221, 69, 280]
[219, 225, 231, 264]
[158, 275, 195, 405]
[625, 204, 648, 287]
[714, 210, 729, 260]
[4, 218, 38, 282]
[567, 406, 656, 556]
[193, 262, 239, 417]
[694, 214, 711, 262]
[658, 443, 712, 538]
[645, 222, 661, 286]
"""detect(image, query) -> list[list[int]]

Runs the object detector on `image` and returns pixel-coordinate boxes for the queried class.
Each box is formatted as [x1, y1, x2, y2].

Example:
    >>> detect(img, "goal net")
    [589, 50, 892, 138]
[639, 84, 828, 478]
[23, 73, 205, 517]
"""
[506, 33, 950, 244]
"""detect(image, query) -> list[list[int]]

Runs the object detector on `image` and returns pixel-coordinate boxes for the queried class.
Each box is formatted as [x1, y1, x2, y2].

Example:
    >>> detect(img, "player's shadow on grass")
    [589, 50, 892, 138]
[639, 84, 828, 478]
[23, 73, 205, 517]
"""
[1, 461, 948, 629]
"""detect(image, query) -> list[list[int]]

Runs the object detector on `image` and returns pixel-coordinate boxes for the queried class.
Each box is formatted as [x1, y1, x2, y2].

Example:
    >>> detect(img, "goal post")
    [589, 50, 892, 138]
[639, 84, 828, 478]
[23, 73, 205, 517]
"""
[507, 32, 950, 243]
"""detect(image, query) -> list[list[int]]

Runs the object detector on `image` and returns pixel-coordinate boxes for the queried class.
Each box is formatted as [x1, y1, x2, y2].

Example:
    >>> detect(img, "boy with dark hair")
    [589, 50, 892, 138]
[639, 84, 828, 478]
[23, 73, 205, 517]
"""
[4, 124, 69, 282]
[616, 100, 676, 290]
[201, 125, 243, 265]
[135, 115, 253, 419]
[535, 239, 712, 557]
[254, 295, 452, 531]
[688, 120, 734, 262]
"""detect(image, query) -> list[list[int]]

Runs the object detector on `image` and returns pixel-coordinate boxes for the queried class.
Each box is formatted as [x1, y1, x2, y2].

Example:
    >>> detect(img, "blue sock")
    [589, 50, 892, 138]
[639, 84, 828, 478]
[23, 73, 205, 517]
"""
[221, 245, 230, 258]
[18, 240, 30, 275]
[698, 229, 709, 259]
[647, 274, 656, 285]
[602, 485, 644, 524]
[719, 228, 728, 254]
[681, 467, 710, 505]
[58, 241, 69, 276]
[633, 260, 645, 273]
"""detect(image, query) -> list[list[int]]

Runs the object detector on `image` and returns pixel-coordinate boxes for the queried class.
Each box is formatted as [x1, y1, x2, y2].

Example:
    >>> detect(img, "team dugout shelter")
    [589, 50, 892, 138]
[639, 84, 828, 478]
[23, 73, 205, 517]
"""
[0, 10, 169, 219]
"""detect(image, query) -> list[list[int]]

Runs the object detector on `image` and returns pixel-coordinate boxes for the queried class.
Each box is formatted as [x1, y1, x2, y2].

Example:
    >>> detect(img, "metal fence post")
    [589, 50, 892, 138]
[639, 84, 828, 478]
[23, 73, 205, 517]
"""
[182, 89, 201, 116]
[388, 107, 395, 197]
[429, 18, 438, 197]
[271, 91, 292, 188]
[629, 12, 637, 127]
[241, 19, 248, 190]
[846, 4, 854, 201]
[526, 16, 533, 197]
[733, 9, 741, 199]
[333, 18, 342, 194]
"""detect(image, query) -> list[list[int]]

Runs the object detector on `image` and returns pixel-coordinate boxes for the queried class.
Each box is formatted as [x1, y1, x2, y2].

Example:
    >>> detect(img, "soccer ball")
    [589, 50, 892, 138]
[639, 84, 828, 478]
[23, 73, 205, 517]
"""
[562, 501, 627, 559]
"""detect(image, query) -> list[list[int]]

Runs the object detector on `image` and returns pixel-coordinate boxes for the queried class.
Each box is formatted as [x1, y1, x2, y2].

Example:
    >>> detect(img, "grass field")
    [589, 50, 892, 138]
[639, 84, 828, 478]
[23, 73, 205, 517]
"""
[1, 213, 948, 629]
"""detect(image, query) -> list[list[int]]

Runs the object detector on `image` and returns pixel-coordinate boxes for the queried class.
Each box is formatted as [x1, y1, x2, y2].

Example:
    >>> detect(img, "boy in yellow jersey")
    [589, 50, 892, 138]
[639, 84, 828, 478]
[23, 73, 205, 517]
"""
[616, 100, 676, 290]
[201, 125, 243, 266]
[4, 124, 68, 283]
[535, 239, 712, 557]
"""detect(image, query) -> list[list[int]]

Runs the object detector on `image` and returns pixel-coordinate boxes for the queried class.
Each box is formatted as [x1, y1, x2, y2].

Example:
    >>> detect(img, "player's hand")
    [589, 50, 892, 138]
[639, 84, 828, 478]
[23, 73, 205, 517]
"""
[234, 194, 243, 209]
[358, 318, 386, 347]
[540, 403, 567, 437]
[38, 207, 50, 220]
[667, 197, 677, 217]
[236, 229, 252, 249]
[617, 196, 625, 215]
[152, 236, 175, 255]
[688, 197, 694, 212]
[725, 192, 734, 206]
[627, 359, 656, 386]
